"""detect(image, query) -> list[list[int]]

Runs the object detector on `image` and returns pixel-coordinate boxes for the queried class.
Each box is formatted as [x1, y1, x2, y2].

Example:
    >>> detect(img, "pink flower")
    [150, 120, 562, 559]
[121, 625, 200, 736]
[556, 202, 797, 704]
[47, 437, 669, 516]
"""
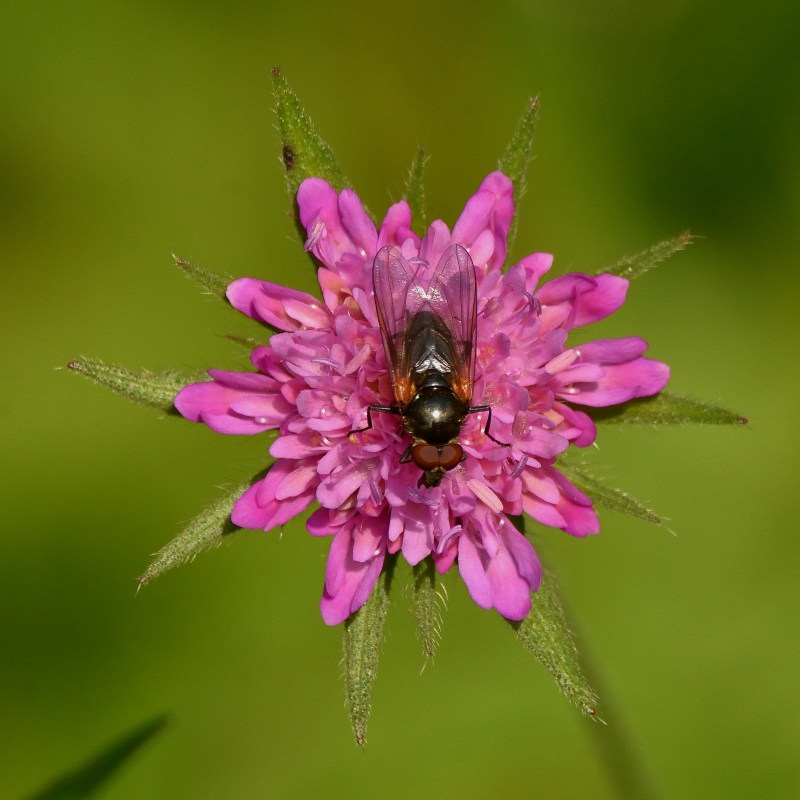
[175, 172, 669, 624]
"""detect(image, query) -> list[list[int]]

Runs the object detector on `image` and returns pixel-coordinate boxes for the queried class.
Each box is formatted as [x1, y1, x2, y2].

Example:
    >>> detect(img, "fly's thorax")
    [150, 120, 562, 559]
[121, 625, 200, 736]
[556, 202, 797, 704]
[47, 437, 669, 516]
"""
[403, 373, 469, 445]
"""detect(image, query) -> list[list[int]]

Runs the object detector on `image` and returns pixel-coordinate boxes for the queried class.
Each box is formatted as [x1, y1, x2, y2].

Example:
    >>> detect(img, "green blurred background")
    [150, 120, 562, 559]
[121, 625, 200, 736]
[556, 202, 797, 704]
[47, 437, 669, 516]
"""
[2, 2, 797, 798]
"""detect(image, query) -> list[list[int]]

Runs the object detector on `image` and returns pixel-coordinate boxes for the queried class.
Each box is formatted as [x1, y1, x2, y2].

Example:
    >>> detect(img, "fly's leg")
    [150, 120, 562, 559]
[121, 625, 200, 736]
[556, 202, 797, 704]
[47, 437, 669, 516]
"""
[468, 404, 510, 447]
[348, 404, 400, 441]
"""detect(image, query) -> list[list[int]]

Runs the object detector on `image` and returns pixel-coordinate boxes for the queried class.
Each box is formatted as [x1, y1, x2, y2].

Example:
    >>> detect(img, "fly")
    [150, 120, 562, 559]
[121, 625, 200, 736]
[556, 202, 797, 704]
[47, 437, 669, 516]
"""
[351, 243, 506, 487]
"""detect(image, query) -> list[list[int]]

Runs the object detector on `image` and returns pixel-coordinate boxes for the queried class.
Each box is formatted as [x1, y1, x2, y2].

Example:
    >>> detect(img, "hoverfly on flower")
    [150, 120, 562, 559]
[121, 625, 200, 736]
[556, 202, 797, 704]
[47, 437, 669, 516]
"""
[351, 243, 506, 487]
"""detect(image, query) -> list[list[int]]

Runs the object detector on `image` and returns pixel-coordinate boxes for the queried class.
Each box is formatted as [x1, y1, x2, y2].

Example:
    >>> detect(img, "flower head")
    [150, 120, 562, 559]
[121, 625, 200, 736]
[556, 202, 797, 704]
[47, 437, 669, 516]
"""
[175, 172, 669, 624]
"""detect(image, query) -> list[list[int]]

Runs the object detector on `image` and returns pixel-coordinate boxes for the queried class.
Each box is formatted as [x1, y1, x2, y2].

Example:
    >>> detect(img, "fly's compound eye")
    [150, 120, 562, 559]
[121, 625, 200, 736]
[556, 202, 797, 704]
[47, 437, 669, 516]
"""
[438, 443, 463, 470]
[411, 443, 463, 472]
[411, 444, 440, 470]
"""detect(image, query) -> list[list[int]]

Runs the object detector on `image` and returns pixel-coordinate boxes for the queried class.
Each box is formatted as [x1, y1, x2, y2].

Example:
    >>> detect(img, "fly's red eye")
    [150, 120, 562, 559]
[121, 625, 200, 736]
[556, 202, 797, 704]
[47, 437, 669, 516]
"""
[411, 443, 440, 470]
[410, 443, 463, 472]
[438, 443, 463, 470]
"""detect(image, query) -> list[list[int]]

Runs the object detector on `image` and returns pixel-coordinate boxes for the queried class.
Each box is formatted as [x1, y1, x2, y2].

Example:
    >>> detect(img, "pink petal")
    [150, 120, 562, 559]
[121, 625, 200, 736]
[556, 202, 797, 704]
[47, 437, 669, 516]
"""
[339, 188, 378, 255]
[378, 200, 419, 249]
[268, 434, 319, 460]
[552, 401, 597, 447]
[320, 525, 386, 625]
[516, 252, 554, 288]
[352, 515, 385, 562]
[488, 531, 537, 620]
[226, 278, 329, 331]
[458, 534, 492, 609]
[297, 178, 357, 270]
[453, 171, 514, 272]
[537, 273, 629, 328]
[397, 511, 434, 565]
[578, 337, 648, 364]
[502, 523, 542, 589]
[205, 369, 276, 391]
[306, 507, 355, 537]
[566, 357, 670, 407]
[521, 466, 599, 537]
[174, 381, 277, 435]
[520, 467, 561, 504]
[418, 220, 452, 270]
[231, 461, 315, 531]
[317, 462, 372, 508]
[457, 519, 539, 620]
[274, 462, 318, 500]
[228, 393, 291, 423]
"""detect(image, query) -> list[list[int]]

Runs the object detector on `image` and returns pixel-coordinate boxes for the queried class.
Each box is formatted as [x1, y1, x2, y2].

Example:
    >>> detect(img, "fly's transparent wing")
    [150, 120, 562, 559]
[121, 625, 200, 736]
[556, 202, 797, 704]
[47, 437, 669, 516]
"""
[373, 245, 423, 404]
[426, 244, 477, 402]
[373, 243, 478, 406]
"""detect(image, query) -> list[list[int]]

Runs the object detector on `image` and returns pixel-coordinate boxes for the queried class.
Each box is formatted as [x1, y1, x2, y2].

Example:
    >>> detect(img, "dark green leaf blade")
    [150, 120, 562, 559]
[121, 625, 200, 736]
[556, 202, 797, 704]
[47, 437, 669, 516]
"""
[67, 359, 206, 414]
[411, 558, 444, 662]
[497, 96, 539, 252]
[26, 715, 167, 800]
[558, 461, 663, 526]
[598, 231, 693, 279]
[510, 548, 598, 717]
[588, 391, 748, 426]
[404, 145, 428, 237]
[138, 480, 257, 586]
[343, 557, 395, 746]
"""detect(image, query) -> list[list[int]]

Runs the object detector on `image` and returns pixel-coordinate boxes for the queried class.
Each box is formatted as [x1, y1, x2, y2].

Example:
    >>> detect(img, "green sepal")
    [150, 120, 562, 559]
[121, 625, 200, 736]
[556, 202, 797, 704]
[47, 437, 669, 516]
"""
[26, 715, 167, 800]
[404, 145, 428, 237]
[411, 557, 444, 662]
[67, 359, 207, 414]
[272, 67, 349, 250]
[173, 255, 232, 302]
[138, 479, 259, 587]
[510, 552, 599, 718]
[588, 390, 748, 426]
[598, 231, 693, 279]
[343, 555, 395, 746]
[558, 460, 663, 526]
[224, 332, 263, 351]
[497, 96, 539, 252]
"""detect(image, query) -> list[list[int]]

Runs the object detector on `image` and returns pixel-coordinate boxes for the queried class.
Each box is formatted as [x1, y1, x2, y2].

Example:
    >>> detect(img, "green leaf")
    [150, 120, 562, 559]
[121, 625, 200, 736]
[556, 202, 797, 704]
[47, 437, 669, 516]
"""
[497, 96, 539, 252]
[272, 67, 347, 192]
[67, 359, 206, 414]
[26, 715, 167, 800]
[343, 556, 395, 746]
[510, 542, 598, 717]
[404, 145, 428, 237]
[138, 480, 253, 586]
[173, 254, 232, 302]
[587, 390, 748, 426]
[272, 67, 349, 249]
[411, 558, 444, 662]
[558, 461, 663, 526]
[598, 231, 693, 279]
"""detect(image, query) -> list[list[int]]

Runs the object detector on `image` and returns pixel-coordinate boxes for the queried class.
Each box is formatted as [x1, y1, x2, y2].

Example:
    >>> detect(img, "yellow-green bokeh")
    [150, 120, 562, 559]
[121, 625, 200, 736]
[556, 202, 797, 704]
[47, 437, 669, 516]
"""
[2, 2, 797, 798]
